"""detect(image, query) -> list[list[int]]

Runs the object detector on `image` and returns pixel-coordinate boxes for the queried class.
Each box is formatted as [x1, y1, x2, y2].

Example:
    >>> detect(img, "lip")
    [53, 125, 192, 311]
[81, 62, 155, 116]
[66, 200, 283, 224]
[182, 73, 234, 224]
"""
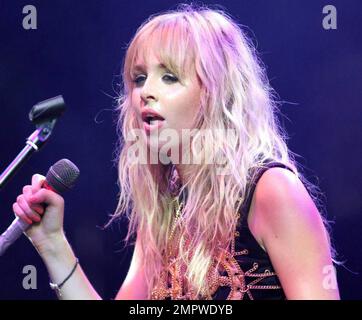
[143, 119, 165, 134]
[141, 108, 165, 122]
[141, 107, 165, 134]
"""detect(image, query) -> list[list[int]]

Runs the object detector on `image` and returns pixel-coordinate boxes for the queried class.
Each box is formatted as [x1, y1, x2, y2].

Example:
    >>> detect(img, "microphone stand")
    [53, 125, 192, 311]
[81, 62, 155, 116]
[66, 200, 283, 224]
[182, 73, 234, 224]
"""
[0, 95, 66, 190]
[0, 121, 56, 190]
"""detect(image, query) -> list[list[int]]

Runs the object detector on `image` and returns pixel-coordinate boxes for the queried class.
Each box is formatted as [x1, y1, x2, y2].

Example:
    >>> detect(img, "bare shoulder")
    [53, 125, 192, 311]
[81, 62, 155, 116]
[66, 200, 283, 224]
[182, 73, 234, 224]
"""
[254, 166, 311, 208]
[248, 167, 340, 299]
[248, 167, 323, 239]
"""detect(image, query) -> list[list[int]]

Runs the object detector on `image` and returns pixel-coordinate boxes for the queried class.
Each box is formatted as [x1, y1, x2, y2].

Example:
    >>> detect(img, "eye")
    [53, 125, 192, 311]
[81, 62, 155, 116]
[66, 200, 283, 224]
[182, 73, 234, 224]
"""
[132, 74, 146, 86]
[162, 74, 178, 83]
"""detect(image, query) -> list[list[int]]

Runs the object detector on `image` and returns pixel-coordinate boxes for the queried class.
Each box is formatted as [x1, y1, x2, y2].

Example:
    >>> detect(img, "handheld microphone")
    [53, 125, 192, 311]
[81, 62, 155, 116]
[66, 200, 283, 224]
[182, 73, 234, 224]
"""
[0, 159, 80, 256]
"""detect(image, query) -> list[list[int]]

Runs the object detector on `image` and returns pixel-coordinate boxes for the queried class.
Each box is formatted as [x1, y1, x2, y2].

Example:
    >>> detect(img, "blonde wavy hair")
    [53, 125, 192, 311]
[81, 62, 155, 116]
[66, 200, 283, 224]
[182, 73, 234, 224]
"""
[110, 4, 334, 298]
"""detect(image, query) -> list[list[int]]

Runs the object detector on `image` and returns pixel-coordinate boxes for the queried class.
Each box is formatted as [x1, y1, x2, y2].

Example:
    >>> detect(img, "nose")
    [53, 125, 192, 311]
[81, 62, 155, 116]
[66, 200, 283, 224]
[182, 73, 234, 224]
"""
[140, 77, 157, 103]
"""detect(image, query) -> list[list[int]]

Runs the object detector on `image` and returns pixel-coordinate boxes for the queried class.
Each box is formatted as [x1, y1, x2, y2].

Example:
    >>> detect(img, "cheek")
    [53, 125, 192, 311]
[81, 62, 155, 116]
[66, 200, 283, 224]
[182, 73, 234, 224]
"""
[181, 91, 201, 127]
[130, 90, 142, 115]
[131, 90, 140, 107]
[166, 89, 201, 128]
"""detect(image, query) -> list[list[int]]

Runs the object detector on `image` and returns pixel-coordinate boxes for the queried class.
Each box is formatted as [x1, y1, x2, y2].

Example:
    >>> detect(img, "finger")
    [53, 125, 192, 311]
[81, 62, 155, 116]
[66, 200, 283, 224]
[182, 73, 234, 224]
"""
[23, 185, 33, 199]
[31, 174, 46, 193]
[30, 189, 63, 207]
[13, 203, 32, 225]
[31, 204, 45, 215]
[23, 186, 45, 215]
[17, 195, 41, 222]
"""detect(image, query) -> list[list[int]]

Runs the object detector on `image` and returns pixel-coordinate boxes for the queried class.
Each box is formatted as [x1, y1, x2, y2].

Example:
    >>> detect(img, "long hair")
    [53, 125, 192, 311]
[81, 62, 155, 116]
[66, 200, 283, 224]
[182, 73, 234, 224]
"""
[110, 4, 335, 298]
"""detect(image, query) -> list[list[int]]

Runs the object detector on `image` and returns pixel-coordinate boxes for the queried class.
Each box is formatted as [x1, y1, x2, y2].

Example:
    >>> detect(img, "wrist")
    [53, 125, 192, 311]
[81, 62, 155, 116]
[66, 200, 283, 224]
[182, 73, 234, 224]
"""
[33, 231, 68, 258]
[49, 257, 79, 297]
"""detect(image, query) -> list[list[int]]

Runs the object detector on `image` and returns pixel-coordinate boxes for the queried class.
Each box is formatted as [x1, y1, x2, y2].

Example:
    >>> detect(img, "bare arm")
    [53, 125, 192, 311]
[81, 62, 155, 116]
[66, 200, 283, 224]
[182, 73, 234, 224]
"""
[13, 174, 147, 300]
[13, 174, 101, 299]
[37, 233, 101, 300]
[115, 234, 148, 300]
[249, 167, 340, 300]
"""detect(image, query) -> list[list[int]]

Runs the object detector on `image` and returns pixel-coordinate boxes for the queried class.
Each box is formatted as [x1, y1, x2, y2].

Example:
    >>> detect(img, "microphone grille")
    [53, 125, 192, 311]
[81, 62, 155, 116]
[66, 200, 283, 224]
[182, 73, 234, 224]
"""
[46, 159, 80, 194]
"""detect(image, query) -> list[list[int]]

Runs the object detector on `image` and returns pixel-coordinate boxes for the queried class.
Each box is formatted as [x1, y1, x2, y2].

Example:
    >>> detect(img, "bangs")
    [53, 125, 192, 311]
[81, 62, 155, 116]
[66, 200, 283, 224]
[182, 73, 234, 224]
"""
[126, 16, 195, 84]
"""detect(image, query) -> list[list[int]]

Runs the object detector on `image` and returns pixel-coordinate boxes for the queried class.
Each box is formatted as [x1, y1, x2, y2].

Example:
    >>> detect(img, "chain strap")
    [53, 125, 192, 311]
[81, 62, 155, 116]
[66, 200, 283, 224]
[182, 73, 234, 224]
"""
[168, 196, 184, 244]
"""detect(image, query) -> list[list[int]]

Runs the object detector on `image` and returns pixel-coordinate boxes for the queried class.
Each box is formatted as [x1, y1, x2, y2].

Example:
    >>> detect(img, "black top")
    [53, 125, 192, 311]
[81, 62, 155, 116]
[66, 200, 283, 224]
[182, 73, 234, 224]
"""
[151, 160, 296, 300]
[211, 160, 295, 300]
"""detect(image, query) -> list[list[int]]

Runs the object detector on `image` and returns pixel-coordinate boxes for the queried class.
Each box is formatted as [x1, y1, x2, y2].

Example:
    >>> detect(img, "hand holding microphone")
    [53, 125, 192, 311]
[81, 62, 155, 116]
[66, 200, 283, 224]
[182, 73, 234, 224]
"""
[0, 159, 79, 255]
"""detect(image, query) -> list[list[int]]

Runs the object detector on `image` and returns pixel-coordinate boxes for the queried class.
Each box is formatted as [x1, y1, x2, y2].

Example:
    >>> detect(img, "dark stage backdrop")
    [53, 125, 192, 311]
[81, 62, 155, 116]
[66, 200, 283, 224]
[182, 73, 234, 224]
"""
[0, 0, 361, 299]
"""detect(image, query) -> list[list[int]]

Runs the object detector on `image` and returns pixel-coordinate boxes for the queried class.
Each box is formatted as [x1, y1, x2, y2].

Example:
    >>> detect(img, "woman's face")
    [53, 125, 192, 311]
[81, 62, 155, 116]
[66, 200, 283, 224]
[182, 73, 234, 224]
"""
[130, 50, 202, 162]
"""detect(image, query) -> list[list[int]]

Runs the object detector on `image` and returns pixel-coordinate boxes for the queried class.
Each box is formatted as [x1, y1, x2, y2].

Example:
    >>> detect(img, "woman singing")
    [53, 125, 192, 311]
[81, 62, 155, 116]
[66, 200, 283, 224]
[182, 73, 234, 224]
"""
[12, 4, 340, 300]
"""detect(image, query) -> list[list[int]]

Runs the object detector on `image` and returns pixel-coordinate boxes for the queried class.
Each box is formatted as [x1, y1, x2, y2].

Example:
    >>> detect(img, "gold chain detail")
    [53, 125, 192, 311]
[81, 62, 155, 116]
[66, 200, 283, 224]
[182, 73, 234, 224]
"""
[168, 197, 184, 254]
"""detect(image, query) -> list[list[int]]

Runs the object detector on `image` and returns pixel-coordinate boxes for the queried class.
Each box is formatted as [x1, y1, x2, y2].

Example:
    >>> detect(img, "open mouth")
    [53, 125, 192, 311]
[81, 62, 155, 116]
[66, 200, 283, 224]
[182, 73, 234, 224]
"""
[143, 114, 165, 125]
[141, 112, 165, 133]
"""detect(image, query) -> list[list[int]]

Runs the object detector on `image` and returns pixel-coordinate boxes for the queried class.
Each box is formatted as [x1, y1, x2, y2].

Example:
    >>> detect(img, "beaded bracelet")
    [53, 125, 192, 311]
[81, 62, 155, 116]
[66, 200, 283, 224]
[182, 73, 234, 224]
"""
[49, 258, 79, 297]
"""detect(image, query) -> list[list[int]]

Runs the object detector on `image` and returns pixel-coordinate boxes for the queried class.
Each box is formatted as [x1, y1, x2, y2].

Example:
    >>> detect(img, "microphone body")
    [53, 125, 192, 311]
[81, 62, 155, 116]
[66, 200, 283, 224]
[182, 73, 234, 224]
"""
[0, 216, 33, 255]
[0, 159, 79, 256]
